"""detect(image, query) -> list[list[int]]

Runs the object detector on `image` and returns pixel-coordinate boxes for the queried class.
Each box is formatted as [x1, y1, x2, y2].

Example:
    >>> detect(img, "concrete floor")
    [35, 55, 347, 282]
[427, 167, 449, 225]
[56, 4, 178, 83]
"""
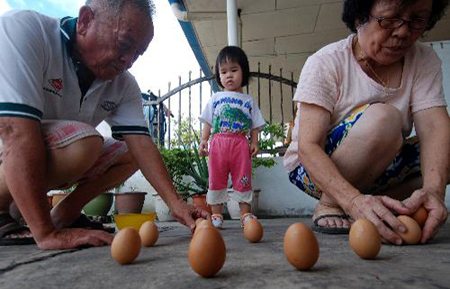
[0, 218, 449, 289]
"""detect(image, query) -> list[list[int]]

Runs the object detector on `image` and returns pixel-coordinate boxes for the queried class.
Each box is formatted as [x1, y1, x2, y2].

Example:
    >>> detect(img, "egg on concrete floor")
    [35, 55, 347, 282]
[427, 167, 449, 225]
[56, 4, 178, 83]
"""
[188, 225, 226, 277]
[139, 221, 158, 247]
[284, 222, 319, 270]
[349, 219, 381, 259]
[396, 215, 422, 245]
[244, 218, 263, 243]
[111, 227, 141, 265]
[411, 206, 428, 228]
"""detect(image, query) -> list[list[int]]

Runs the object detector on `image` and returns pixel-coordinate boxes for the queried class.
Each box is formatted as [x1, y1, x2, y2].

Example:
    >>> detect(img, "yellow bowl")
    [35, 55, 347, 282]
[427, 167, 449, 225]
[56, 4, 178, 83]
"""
[114, 213, 156, 231]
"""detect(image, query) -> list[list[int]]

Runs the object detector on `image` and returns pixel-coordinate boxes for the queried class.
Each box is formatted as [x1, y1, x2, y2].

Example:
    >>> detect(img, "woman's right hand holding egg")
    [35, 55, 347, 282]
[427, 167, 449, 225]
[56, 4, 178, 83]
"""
[346, 194, 411, 245]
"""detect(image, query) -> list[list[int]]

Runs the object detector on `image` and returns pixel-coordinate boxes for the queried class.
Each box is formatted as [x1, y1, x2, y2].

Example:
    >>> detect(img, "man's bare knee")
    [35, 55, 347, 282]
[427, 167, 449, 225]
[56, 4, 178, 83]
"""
[47, 136, 103, 186]
[117, 150, 139, 173]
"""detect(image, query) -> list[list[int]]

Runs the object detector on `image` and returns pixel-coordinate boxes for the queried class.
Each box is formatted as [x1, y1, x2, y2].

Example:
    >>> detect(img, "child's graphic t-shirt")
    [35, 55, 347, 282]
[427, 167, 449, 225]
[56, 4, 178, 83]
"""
[199, 91, 266, 135]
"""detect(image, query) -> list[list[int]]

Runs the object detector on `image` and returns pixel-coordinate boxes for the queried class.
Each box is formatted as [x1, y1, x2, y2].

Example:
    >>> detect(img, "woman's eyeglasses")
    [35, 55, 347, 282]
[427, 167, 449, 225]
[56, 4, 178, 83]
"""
[371, 15, 428, 30]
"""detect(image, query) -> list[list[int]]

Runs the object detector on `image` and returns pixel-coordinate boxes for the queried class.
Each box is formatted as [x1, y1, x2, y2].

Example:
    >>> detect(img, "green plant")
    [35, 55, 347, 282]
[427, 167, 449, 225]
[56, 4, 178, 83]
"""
[160, 118, 209, 197]
[252, 123, 286, 171]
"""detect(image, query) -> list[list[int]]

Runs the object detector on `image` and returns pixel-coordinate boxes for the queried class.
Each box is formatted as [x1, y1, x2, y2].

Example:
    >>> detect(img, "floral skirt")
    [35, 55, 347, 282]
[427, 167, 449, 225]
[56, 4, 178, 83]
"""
[288, 104, 421, 200]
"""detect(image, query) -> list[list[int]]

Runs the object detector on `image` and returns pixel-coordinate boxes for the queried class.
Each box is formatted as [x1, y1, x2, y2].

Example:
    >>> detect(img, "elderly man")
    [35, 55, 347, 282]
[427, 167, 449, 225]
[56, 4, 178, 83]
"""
[0, 0, 208, 250]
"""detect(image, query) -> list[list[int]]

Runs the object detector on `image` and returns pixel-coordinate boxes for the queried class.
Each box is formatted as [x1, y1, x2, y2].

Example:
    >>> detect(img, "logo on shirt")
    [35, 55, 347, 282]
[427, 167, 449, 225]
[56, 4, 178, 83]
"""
[101, 101, 117, 112]
[43, 78, 63, 98]
[49, 79, 63, 92]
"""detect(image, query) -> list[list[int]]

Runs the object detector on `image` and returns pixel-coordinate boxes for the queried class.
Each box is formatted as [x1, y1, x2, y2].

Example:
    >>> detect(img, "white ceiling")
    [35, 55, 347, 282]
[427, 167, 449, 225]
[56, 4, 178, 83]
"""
[184, 0, 450, 77]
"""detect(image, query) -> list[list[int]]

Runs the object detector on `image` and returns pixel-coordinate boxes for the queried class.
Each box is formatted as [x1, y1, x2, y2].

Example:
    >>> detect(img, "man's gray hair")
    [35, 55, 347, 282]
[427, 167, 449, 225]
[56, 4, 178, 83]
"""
[85, 0, 155, 20]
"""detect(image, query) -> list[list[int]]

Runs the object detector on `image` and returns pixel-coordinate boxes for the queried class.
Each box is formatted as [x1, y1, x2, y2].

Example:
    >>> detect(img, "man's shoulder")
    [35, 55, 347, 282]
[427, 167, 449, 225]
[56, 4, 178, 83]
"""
[1, 9, 57, 24]
[106, 72, 141, 98]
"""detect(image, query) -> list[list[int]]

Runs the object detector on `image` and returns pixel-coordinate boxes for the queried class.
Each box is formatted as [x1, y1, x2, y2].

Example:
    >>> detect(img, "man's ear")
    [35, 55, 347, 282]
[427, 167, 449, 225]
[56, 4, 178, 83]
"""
[77, 6, 95, 36]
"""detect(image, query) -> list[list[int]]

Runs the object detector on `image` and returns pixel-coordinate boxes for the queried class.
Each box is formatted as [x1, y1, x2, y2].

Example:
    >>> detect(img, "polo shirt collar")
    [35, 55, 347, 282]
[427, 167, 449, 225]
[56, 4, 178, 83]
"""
[60, 16, 78, 59]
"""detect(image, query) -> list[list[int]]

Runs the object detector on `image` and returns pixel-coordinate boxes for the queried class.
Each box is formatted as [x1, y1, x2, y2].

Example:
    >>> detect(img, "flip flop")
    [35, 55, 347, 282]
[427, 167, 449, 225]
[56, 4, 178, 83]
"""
[311, 214, 350, 234]
[0, 213, 36, 246]
[69, 214, 115, 234]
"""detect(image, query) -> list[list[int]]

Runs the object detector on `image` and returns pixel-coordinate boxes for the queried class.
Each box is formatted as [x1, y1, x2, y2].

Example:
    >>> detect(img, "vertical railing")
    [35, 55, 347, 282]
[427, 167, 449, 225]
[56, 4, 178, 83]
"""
[143, 64, 298, 151]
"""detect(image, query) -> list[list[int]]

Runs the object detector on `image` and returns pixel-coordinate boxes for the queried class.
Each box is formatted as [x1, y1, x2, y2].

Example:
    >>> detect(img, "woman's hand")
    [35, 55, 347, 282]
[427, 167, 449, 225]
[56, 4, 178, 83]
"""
[198, 140, 209, 156]
[403, 189, 448, 243]
[346, 195, 411, 244]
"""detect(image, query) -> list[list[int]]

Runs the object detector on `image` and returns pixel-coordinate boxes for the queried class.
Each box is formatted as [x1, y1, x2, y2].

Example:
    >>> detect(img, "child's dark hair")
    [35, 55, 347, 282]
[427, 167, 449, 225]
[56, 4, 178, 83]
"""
[215, 46, 250, 88]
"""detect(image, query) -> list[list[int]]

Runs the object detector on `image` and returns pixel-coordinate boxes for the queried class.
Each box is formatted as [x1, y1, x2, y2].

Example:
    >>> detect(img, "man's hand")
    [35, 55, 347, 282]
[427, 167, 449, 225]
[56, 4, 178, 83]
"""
[198, 140, 209, 156]
[347, 195, 412, 244]
[403, 189, 448, 243]
[36, 228, 113, 250]
[169, 199, 210, 232]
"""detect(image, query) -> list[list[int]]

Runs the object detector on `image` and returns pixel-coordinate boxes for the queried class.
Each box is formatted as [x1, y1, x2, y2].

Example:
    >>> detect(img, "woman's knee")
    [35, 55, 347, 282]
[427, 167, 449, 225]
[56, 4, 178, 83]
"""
[361, 103, 403, 149]
[367, 103, 402, 132]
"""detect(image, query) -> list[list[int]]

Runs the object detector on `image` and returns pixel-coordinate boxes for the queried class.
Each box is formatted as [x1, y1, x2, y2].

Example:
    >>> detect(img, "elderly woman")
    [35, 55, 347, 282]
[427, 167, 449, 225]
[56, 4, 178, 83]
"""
[284, 0, 449, 245]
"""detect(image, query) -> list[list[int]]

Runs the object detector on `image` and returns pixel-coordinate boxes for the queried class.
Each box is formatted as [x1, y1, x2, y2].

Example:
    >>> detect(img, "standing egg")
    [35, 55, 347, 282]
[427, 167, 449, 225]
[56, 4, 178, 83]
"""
[193, 219, 213, 237]
[188, 225, 226, 277]
[111, 227, 141, 265]
[284, 222, 319, 270]
[349, 219, 381, 259]
[195, 218, 205, 226]
[411, 206, 427, 228]
[139, 221, 158, 247]
[396, 215, 421, 245]
[244, 218, 263, 243]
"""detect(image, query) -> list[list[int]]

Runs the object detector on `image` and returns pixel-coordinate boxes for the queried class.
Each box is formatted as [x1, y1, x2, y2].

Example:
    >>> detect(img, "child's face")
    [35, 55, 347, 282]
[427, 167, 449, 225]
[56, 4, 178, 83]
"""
[219, 60, 243, 92]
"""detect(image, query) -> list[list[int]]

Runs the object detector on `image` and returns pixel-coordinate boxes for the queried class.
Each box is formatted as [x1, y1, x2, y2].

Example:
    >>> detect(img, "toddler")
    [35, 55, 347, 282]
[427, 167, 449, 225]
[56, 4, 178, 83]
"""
[199, 46, 266, 229]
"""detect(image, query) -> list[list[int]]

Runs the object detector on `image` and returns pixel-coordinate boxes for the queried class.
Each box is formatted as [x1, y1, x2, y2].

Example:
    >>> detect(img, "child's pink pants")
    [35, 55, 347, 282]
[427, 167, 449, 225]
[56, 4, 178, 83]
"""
[208, 133, 252, 194]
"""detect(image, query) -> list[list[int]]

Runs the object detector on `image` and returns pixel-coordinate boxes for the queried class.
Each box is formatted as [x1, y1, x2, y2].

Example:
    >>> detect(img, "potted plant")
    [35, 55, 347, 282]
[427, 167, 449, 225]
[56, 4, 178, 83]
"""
[83, 192, 114, 216]
[50, 184, 77, 207]
[113, 183, 147, 214]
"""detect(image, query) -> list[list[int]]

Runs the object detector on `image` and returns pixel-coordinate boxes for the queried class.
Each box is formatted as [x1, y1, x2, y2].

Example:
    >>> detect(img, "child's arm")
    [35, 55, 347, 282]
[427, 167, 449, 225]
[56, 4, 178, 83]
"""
[199, 123, 211, 156]
[250, 128, 259, 157]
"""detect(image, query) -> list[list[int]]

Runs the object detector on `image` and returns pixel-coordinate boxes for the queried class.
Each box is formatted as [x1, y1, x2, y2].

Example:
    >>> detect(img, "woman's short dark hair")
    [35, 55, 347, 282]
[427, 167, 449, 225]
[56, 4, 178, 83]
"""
[215, 46, 250, 88]
[342, 0, 449, 33]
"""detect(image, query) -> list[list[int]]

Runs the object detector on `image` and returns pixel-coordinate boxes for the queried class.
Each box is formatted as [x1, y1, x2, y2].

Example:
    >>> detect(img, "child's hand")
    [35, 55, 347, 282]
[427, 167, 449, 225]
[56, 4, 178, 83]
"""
[199, 140, 209, 156]
[250, 142, 259, 157]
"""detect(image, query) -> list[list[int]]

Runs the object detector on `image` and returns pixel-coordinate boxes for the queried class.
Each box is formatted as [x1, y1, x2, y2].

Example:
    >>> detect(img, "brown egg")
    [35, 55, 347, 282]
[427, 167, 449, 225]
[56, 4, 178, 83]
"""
[411, 206, 428, 228]
[349, 219, 381, 259]
[396, 215, 421, 245]
[139, 221, 158, 247]
[284, 222, 319, 270]
[193, 219, 213, 237]
[188, 225, 226, 277]
[244, 219, 263, 243]
[195, 218, 205, 226]
[111, 227, 141, 265]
